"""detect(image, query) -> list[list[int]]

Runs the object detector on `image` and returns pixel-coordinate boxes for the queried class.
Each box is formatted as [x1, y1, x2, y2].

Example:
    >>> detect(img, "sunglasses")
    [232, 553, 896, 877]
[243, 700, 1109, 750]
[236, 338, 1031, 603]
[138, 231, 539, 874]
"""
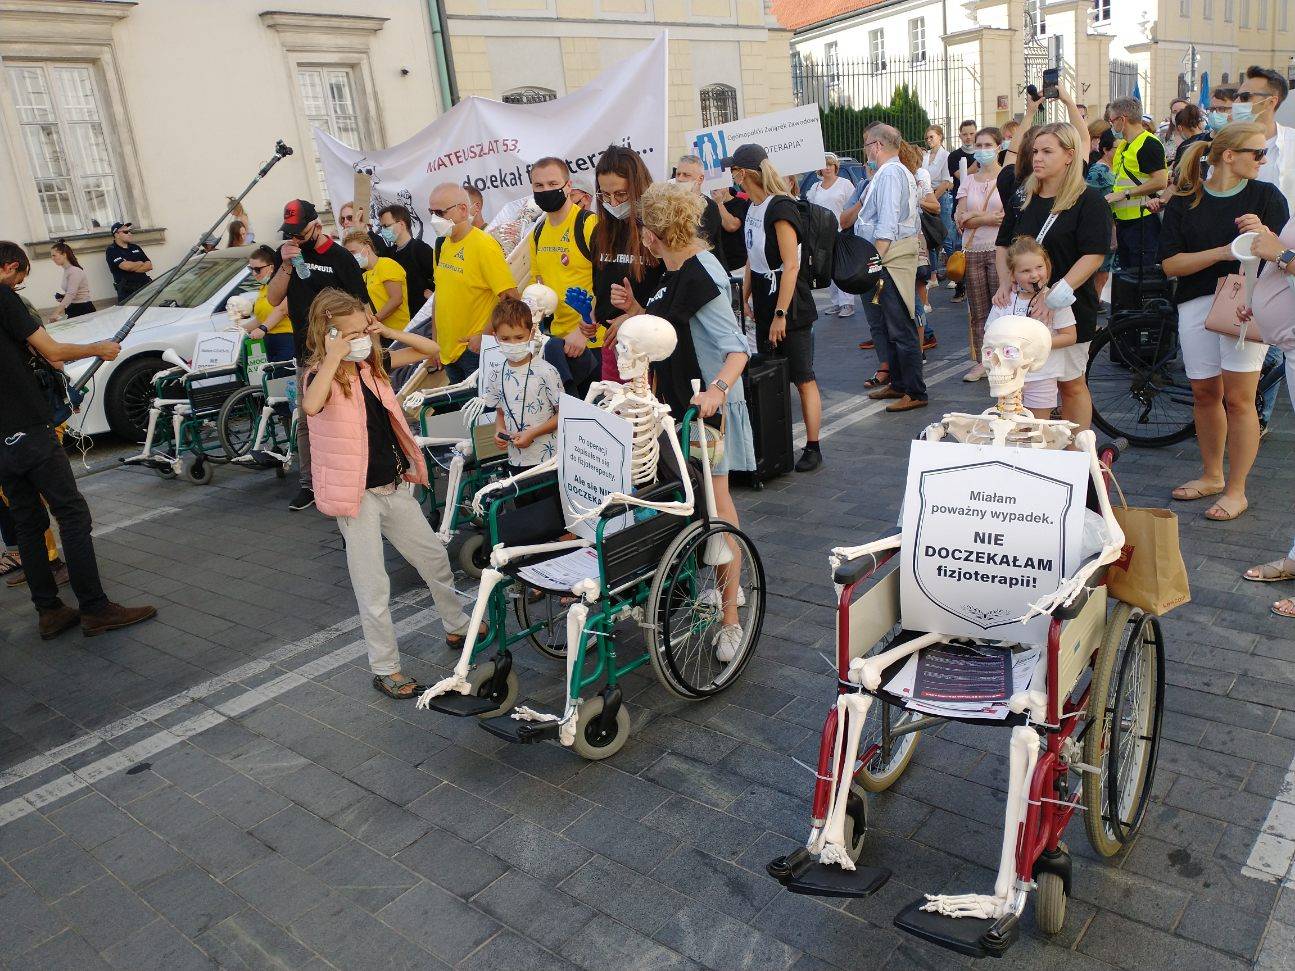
[429, 203, 462, 217]
[1233, 146, 1269, 160]
[1235, 91, 1273, 103]
[248, 264, 270, 274]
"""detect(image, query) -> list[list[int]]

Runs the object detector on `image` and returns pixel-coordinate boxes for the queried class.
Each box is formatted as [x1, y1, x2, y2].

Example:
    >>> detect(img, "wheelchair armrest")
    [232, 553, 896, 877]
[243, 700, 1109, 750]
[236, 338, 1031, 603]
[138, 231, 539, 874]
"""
[597, 478, 688, 520]
[833, 550, 897, 587]
[1050, 562, 1110, 620]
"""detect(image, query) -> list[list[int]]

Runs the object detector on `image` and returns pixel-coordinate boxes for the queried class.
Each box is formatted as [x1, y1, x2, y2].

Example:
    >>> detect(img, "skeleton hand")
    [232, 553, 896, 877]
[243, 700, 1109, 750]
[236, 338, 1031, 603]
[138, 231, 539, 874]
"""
[461, 396, 485, 430]
[403, 391, 425, 412]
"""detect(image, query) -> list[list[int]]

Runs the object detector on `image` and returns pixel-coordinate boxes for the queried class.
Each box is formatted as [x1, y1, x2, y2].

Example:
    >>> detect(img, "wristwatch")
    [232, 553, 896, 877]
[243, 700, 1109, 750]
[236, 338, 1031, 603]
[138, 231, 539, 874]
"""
[711, 378, 730, 397]
[773, 308, 787, 319]
[1123, 191, 1133, 201]
[1277, 249, 1295, 272]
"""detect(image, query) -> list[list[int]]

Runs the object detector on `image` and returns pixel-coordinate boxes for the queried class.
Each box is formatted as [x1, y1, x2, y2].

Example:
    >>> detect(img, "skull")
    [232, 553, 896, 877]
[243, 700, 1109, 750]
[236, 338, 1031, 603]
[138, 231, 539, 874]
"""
[226, 294, 255, 325]
[615, 315, 677, 381]
[521, 283, 558, 326]
[982, 315, 1052, 399]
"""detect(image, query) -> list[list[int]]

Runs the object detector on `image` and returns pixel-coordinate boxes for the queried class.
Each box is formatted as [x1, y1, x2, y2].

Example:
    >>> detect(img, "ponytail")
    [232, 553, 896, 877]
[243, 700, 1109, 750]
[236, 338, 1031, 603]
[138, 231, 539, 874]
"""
[755, 158, 789, 198]
[1172, 140, 1212, 208]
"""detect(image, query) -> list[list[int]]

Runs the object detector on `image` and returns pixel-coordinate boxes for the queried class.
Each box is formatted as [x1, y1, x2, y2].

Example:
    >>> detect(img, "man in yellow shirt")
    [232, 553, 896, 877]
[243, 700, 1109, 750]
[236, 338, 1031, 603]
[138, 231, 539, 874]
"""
[428, 183, 520, 382]
[528, 156, 600, 395]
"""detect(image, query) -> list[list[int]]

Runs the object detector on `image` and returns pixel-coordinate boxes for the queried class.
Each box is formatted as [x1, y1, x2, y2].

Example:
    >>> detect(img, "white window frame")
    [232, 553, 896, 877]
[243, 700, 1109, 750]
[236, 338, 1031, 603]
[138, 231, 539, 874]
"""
[1027, 0, 1046, 34]
[868, 29, 885, 73]
[296, 65, 369, 207]
[1225, 0, 1235, 20]
[1180, 0, 1190, 15]
[1241, 0, 1250, 25]
[1204, 0, 1213, 18]
[1258, 0, 1268, 26]
[825, 41, 839, 89]
[1281, 0, 1289, 29]
[909, 18, 926, 62]
[1093, 0, 1112, 22]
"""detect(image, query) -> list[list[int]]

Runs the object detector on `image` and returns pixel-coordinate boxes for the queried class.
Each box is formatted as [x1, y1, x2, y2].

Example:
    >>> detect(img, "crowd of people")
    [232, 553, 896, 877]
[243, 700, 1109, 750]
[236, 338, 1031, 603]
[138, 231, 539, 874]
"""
[2, 60, 1295, 664]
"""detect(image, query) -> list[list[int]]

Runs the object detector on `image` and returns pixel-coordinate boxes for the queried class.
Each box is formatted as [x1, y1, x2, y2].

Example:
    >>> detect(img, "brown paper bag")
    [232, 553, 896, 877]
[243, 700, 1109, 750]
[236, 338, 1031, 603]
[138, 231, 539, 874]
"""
[1105, 474, 1190, 615]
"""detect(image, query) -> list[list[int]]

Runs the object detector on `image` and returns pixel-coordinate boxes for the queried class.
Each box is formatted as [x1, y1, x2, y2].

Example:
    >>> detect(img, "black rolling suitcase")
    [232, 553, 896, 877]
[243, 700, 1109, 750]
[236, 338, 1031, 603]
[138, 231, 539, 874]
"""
[733, 354, 794, 490]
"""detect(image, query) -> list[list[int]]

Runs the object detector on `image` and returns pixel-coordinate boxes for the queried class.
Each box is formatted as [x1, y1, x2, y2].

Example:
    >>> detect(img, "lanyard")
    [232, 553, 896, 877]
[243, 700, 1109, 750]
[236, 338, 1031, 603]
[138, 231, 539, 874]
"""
[1036, 211, 1060, 244]
[500, 362, 532, 433]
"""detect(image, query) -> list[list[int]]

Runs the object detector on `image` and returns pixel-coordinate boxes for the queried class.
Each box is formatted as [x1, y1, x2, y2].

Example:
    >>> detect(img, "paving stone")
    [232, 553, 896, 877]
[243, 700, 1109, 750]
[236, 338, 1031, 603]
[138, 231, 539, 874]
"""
[306, 838, 419, 912]
[652, 844, 779, 922]
[642, 795, 762, 862]
[261, 762, 369, 819]
[1078, 910, 1250, 971]
[487, 771, 594, 831]
[195, 909, 321, 971]
[562, 803, 680, 874]
[373, 880, 499, 964]
[654, 901, 801, 971]
[328, 793, 433, 856]
[225, 854, 335, 925]
[6, 927, 112, 970]
[45, 792, 135, 850]
[407, 781, 512, 841]
[473, 867, 596, 950]
[10, 835, 105, 901]
[559, 855, 689, 936]
[485, 814, 593, 884]
[137, 863, 245, 937]
[1174, 895, 1267, 961]
[343, 753, 439, 806]
[561, 762, 674, 820]
[250, 805, 351, 868]
[90, 825, 189, 887]
[417, 743, 519, 797]
[642, 752, 750, 810]
[0, 808, 61, 861]
[192, 772, 292, 829]
[167, 814, 273, 880]
[456, 927, 571, 971]
[394, 825, 509, 899]
[102, 916, 218, 970]
[148, 743, 237, 795]
[754, 891, 903, 968]
[51, 874, 156, 950]
[0, 879, 68, 955]
[560, 915, 701, 971]
[124, 784, 218, 838]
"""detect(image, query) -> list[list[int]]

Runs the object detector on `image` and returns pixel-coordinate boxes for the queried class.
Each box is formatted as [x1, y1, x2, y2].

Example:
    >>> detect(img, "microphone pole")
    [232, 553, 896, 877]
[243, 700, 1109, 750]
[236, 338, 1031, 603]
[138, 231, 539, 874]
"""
[73, 139, 295, 392]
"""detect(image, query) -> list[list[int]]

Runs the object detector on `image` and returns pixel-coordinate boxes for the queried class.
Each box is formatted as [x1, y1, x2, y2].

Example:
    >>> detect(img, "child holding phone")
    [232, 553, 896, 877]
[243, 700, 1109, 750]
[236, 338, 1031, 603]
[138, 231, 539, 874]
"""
[301, 289, 478, 700]
[985, 237, 1077, 418]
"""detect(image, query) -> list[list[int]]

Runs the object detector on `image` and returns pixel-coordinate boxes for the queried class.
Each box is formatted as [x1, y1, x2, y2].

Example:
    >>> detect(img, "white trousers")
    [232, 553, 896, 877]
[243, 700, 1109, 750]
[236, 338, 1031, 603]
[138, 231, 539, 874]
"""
[827, 282, 849, 309]
[337, 484, 471, 676]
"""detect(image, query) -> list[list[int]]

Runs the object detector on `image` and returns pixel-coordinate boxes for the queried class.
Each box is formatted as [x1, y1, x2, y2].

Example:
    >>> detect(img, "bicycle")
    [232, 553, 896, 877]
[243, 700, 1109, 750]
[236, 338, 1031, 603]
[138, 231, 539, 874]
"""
[1087, 314, 1283, 447]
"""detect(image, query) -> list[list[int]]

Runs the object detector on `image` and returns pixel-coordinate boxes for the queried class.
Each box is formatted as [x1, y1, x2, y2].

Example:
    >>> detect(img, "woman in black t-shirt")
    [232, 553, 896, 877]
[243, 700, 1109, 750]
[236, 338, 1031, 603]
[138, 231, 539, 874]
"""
[1158, 122, 1288, 523]
[995, 122, 1112, 430]
[589, 145, 662, 381]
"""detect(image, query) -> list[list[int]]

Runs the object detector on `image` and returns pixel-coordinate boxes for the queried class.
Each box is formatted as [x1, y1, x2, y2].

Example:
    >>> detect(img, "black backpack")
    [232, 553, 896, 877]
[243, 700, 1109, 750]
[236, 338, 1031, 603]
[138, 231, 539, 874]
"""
[532, 207, 594, 262]
[764, 198, 837, 290]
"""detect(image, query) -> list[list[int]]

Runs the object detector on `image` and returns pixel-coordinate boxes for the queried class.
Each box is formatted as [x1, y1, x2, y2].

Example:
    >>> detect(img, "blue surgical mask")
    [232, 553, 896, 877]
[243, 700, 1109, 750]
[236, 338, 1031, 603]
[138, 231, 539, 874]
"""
[1111, 121, 1125, 139]
[973, 149, 997, 166]
[866, 159, 878, 171]
[378, 225, 397, 245]
[1206, 110, 1230, 131]
[1231, 102, 1254, 123]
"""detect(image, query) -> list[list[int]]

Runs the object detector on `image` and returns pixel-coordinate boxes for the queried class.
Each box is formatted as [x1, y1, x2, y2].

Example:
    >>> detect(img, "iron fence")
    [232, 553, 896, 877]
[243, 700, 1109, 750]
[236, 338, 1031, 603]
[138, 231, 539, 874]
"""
[1109, 59, 1139, 102]
[792, 53, 974, 157]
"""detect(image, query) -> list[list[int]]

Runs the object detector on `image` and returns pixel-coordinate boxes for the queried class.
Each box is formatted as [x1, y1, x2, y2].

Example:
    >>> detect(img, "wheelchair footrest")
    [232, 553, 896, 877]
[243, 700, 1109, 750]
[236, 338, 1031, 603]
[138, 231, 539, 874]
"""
[782, 862, 890, 899]
[893, 899, 1019, 959]
[478, 710, 560, 744]
[422, 693, 500, 717]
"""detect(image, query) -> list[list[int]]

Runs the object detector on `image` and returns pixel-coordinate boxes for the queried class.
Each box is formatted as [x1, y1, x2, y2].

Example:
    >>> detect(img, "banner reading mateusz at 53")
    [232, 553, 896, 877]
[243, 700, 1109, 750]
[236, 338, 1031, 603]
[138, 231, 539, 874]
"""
[313, 34, 667, 238]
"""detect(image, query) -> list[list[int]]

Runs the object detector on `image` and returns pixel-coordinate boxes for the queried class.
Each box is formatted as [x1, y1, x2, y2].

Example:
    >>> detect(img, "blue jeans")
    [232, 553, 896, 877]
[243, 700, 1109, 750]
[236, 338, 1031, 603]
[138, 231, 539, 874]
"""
[1260, 346, 1285, 425]
[864, 274, 926, 399]
[939, 193, 958, 259]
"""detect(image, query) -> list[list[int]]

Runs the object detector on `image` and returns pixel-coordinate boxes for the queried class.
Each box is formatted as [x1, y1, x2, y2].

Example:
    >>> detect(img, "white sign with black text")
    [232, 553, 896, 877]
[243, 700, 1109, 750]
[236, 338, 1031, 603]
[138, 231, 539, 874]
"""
[687, 103, 827, 192]
[900, 441, 1090, 646]
[557, 394, 634, 541]
[190, 332, 242, 370]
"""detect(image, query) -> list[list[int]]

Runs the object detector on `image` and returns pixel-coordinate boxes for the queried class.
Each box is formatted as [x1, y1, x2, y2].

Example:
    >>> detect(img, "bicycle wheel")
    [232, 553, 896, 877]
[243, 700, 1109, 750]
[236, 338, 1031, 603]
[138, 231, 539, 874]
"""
[1087, 318, 1196, 447]
[218, 386, 266, 461]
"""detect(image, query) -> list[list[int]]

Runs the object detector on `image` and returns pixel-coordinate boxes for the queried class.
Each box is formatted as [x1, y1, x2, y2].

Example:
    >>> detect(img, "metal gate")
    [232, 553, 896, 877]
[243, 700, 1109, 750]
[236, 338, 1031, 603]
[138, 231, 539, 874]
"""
[1110, 60, 1139, 102]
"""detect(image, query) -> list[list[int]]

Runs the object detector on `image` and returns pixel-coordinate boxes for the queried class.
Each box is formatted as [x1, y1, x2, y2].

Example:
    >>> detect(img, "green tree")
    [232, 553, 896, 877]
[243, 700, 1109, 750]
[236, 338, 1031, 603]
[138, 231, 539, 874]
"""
[817, 83, 933, 156]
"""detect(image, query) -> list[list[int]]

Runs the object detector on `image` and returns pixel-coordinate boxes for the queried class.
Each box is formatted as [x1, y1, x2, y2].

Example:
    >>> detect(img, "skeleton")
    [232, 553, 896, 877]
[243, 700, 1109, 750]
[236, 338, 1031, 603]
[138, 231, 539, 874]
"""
[416, 315, 701, 742]
[808, 315, 1126, 921]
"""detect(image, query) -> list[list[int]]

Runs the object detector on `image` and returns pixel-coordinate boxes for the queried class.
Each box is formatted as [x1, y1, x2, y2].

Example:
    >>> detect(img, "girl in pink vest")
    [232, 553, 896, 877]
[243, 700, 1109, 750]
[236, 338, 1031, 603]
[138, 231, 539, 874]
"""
[301, 289, 476, 699]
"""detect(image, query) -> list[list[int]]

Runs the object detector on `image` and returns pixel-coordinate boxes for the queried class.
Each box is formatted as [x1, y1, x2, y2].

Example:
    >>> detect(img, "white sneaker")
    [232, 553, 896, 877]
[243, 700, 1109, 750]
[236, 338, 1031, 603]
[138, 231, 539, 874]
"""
[715, 623, 744, 663]
[946, 279, 958, 289]
[701, 587, 746, 609]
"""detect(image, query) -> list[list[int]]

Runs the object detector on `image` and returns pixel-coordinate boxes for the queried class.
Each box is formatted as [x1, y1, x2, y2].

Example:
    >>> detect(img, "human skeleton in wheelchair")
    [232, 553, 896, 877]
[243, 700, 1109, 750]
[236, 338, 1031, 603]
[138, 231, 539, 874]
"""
[416, 313, 708, 745]
[806, 316, 1130, 928]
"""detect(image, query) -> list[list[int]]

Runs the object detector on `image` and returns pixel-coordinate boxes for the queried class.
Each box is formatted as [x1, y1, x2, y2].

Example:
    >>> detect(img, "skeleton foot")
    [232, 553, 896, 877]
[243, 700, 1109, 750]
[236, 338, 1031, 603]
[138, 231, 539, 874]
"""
[817, 842, 858, 871]
[511, 706, 559, 724]
[415, 673, 471, 707]
[919, 893, 1010, 920]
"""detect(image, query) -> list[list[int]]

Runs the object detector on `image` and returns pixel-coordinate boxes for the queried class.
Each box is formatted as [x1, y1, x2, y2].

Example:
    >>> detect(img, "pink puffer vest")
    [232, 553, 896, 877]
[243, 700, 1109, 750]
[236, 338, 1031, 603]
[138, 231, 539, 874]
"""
[305, 363, 428, 518]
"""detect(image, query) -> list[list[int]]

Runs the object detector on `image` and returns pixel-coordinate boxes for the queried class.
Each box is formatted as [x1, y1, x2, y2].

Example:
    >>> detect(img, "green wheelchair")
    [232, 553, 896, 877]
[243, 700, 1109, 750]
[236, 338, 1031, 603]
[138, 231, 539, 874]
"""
[217, 358, 299, 476]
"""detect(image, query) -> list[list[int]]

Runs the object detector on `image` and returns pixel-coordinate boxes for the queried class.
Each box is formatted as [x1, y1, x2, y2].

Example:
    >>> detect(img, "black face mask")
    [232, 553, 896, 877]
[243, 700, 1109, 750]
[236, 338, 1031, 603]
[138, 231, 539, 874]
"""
[533, 187, 568, 213]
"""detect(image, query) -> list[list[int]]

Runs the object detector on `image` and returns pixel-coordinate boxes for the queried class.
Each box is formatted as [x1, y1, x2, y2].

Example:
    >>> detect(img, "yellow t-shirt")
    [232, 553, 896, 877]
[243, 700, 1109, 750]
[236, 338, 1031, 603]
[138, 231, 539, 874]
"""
[530, 206, 601, 344]
[254, 284, 293, 335]
[365, 256, 410, 331]
[434, 226, 516, 364]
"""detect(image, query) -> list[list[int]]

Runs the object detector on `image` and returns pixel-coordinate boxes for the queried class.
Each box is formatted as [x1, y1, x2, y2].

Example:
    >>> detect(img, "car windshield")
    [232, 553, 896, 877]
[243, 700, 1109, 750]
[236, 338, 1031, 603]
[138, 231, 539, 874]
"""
[122, 257, 246, 309]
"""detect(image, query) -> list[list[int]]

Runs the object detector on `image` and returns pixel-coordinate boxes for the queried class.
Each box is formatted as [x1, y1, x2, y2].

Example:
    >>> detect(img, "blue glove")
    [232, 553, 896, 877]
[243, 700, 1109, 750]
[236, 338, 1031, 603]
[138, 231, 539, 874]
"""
[564, 287, 594, 325]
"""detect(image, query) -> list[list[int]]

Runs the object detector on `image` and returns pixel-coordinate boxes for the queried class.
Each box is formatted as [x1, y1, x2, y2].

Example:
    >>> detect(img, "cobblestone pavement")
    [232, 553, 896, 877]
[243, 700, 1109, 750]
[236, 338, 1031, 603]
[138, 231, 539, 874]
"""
[1, 285, 1293, 970]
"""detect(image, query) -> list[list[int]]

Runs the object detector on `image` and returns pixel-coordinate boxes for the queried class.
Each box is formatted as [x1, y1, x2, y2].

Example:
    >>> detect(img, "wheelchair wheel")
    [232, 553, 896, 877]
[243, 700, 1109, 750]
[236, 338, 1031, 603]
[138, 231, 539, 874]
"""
[1083, 604, 1165, 857]
[218, 386, 265, 460]
[570, 695, 630, 761]
[181, 455, 214, 486]
[466, 660, 519, 719]
[842, 791, 868, 863]
[457, 533, 490, 579]
[645, 521, 764, 700]
[513, 590, 569, 661]
[154, 463, 177, 480]
[1035, 870, 1067, 935]
[856, 698, 921, 793]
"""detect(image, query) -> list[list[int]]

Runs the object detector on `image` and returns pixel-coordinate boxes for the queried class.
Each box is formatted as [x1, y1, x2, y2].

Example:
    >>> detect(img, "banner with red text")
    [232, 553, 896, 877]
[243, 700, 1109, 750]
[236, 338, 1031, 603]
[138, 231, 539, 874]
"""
[313, 33, 667, 240]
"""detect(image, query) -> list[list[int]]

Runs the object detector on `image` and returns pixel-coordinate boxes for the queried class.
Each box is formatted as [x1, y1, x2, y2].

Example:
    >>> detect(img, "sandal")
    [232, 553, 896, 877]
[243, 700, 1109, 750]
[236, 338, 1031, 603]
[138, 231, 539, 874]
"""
[863, 368, 890, 389]
[446, 621, 489, 650]
[1272, 598, 1295, 619]
[1204, 496, 1248, 522]
[373, 673, 422, 699]
[1245, 558, 1295, 583]
[0, 551, 21, 577]
[1171, 479, 1224, 502]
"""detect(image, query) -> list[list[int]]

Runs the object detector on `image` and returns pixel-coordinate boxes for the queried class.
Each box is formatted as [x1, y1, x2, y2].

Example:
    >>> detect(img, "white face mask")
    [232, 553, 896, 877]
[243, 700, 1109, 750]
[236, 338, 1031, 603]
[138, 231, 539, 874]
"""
[500, 341, 534, 362]
[426, 214, 454, 237]
[604, 200, 631, 219]
[351, 251, 369, 269]
[344, 335, 373, 362]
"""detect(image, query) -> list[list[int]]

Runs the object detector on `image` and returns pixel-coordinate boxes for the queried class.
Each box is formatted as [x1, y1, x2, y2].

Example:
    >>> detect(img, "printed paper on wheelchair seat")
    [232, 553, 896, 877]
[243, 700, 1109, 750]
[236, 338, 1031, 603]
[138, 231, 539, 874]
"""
[899, 441, 1090, 646]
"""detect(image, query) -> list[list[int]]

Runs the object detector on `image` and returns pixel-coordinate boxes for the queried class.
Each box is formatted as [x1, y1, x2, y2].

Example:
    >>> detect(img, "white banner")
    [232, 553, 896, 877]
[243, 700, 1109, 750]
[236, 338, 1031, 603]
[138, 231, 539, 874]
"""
[314, 34, 667, 238]
[557, 394, 634, 541]
[900, 441, 1090, 646]
[687, 103, 826, 192]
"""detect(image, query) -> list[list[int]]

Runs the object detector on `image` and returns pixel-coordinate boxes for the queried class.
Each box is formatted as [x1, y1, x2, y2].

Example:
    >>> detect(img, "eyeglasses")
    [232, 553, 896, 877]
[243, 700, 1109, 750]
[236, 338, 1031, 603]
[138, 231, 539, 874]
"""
[119, 229, 133, 235]
[429, 203, 462, 217]
[339, 213, 356, 223]
[597, 189, 632, 205]
[864, 140, 883, 150]
[1235, 91, 1273, 103]
[248, 264, 270, 274]
[1233, 147, 1269, 160]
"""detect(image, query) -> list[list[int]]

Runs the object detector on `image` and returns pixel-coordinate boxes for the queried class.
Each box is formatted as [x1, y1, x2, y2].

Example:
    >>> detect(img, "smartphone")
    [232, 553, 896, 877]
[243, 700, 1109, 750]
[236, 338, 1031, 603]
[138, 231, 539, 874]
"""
[1042, 68, 1060, 100]
[497, 431, 512, 443]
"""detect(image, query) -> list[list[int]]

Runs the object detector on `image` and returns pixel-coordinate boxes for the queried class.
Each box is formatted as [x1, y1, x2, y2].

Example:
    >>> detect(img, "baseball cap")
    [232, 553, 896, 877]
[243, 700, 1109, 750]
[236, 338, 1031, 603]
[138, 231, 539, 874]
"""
[279, 199, 318, 236]
[719, 143, 769, 170]
[110, 221, 132, 234]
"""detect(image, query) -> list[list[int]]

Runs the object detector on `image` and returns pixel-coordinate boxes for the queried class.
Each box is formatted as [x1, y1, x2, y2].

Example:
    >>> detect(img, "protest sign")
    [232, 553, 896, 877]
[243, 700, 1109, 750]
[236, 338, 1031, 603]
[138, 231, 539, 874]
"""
[191, 332, 242, 370]
[314, 34, 666, 233]
[557, 394, 633, 541]
[899, 441, 1090, 646]
[687, 103, 826, 191]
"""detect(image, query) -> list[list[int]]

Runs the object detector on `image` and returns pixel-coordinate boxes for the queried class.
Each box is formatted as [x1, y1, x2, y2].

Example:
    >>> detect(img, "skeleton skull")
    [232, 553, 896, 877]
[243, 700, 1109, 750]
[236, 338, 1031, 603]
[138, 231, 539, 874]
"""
[615, 315, 677, 381]
[226, 294, 255, 325]
[982, 315, 1052, 398]
[521, 283, 558, 326]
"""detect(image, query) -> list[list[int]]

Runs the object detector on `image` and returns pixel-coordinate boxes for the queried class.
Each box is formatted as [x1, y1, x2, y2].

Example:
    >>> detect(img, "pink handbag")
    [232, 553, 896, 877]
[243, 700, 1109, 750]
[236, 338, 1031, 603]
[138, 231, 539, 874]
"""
[1204, 274, 1265, 344]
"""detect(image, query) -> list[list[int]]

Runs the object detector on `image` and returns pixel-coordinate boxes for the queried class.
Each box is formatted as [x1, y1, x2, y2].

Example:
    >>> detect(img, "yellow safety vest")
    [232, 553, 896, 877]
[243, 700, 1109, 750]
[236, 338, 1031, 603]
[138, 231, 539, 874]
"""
[1110, 129, 1161, 221]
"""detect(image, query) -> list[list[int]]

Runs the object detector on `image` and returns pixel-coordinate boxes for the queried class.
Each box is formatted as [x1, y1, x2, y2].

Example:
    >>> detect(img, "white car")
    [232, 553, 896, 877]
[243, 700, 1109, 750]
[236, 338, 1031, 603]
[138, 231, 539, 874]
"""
[56, 246, 264, 441]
